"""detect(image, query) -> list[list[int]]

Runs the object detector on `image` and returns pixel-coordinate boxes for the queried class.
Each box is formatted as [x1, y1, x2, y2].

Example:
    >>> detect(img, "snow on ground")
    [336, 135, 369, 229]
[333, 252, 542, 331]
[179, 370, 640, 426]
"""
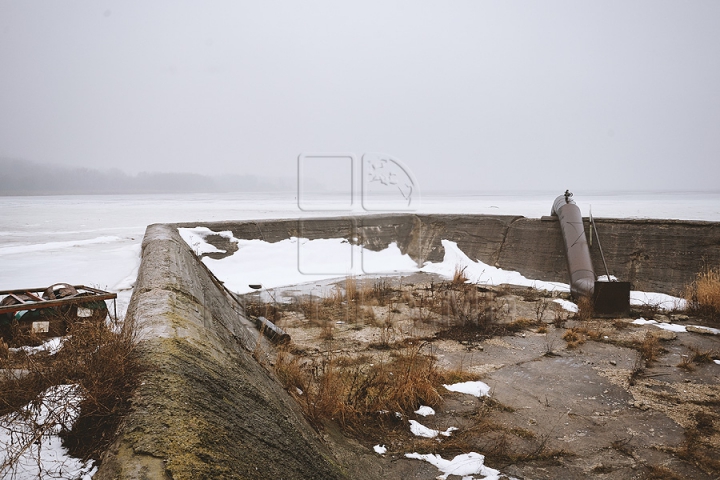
[178, 227, 235, 255]
[179, 229, 691, 320]
[423, 240, 570, 293]
[715, 360, 720, 365]
[632, 318, 720, 335]
[442, 381, 491, 398]
[179, 227, 419, 294]
[0, 384, 96, 479]
[3, 192, 713, 326]
[9, 337, 64, 355]
[409, 420, 457, 438]
[414, 405, 435, 416]
[373, 445, 387, 454]
[630, 291, 687, 311]
[554, 299, 579, 313]
[405, 452, 502, 480]
[631, 318, 688, 333]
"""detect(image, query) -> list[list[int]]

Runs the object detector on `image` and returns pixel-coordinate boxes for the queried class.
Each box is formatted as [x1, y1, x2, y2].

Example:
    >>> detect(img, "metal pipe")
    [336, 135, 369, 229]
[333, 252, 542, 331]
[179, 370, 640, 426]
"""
[256, 316, 291, 344]
[551, 192, 595, 298]
[590, 207, 612, 281]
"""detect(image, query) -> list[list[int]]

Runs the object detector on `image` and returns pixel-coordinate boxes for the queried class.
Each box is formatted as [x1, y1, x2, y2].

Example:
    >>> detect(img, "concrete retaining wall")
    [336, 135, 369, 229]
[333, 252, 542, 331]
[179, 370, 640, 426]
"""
[98, 213, 719, 478]
[95, 224, 346, 480]
[181, 214, 720, 296]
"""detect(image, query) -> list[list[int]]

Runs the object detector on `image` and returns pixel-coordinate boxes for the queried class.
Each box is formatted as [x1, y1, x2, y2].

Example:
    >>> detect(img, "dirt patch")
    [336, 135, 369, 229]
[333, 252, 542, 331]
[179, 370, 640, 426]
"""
[245, 276, 720, 479]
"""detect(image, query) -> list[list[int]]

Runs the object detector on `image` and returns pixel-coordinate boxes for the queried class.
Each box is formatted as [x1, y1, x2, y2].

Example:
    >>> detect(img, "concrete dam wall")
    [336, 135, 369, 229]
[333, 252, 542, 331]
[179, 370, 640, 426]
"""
[97, 214, 719, 478]
[180, 214, 720, 296]
[96, 224, 347, 480]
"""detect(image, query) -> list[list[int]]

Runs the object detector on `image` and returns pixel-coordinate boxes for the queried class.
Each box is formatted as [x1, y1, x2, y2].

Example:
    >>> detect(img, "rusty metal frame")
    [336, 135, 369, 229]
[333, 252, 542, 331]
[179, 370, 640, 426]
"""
[0, 285, 117, 316]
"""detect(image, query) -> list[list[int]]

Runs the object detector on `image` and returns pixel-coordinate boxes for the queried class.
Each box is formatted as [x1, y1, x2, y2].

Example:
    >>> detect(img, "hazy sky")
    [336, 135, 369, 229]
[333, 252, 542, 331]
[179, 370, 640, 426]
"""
[1, 1, 718, 192]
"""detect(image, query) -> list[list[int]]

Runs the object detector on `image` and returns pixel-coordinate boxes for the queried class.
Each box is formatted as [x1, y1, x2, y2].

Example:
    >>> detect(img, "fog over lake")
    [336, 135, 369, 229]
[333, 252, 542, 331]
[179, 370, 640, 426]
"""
[1, 2, 719, 193]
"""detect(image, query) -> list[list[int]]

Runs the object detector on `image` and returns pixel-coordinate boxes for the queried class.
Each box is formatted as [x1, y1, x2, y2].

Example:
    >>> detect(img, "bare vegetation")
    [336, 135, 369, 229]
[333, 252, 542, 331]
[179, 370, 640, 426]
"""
[243, 274, 719, 478]
[275, 344, 454, 436]
[686, 267, 720, 321]
[0, 314, 142, 472]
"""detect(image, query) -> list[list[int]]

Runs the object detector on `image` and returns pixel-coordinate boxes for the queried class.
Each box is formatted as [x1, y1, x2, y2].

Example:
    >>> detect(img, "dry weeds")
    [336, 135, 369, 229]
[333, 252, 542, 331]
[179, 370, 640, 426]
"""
[0, 314, 142, 469]
[686, 267, 720, 321]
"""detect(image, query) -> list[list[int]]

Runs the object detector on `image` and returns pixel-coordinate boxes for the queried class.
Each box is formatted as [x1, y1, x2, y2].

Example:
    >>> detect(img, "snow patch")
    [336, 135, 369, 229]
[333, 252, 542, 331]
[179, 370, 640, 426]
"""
[9, 337, 65, 355]
[178, 226, 233, 255]
[688, 325, 720, 335]
[553, 299, 578, 313]
[597, 275, 618, 282]
[422, 240, 569, 292]
[414, 405, 436, 416]
[373, 445, 387, 454]
[409, 420, 457, 438]
[405, 452, 501, 480]
[631, 318, 686, 332]
[0, 384, 96, 479]
[630, 291, 686, 311]
[443, 381, 491, 397]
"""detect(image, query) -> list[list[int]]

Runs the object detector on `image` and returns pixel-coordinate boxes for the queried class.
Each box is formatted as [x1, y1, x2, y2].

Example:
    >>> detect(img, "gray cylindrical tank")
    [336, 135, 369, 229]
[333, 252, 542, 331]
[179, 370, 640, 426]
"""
[551, 193, 596, 298]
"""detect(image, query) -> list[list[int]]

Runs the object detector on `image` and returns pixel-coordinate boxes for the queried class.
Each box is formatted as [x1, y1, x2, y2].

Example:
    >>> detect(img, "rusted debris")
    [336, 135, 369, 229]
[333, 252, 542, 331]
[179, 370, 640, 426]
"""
[0, 284, 117, 344]
[256, 316, 291, 344]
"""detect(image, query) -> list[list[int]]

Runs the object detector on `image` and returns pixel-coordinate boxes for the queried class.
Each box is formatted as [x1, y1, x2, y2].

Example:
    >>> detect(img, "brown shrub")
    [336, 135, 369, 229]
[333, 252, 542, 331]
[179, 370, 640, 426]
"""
[274, 345, 446, 436]
[686, 268, 720, 320]
[0, 315, 142, 465]
[575, 296, 593, 321]
[689, 345, 715, 364]
[562, 328, 586, 349]
[637, 333, 661, 363]
[452, 265, 469, 286]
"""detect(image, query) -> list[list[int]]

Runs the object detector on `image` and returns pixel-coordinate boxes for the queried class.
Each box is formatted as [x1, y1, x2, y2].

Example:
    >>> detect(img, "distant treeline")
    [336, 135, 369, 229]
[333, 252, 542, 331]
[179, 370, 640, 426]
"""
[0, 159, 293, 195]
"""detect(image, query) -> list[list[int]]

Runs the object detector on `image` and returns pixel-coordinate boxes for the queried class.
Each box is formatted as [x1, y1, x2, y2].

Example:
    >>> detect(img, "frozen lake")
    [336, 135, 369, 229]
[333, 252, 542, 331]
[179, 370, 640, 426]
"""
[1, 191, 719, 315]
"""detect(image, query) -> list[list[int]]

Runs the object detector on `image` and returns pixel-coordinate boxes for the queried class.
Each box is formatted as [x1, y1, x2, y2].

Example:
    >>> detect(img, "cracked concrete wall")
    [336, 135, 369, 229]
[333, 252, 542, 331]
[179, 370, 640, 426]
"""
[180, 214, 720, 296]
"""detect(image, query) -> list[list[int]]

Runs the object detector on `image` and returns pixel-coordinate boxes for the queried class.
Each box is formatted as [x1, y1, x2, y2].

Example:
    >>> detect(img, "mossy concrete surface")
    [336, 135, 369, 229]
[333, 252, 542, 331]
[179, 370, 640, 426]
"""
[95, 224, 346, 480]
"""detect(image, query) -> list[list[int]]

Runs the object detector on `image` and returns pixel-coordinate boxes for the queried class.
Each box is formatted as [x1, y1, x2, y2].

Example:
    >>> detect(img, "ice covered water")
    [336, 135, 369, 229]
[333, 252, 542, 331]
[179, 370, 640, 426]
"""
[1, 191, 719, 312]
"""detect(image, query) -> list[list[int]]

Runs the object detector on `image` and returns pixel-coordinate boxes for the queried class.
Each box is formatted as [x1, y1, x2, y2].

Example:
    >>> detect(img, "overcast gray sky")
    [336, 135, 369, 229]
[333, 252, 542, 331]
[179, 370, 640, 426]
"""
[1, 1, 718, 193]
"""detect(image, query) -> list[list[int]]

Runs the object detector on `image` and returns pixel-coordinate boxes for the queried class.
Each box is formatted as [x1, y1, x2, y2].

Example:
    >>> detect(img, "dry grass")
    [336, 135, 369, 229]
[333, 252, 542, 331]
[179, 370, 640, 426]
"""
[0, 315, 142, 467]
[675, 427, 720, 476]
[677, 354, 695, 371]
[275, 344, 450, 437]
[575, 296, 594, 321]
[636, 333, 662, 363]
[506, 317, 537, 333]
[552, 303, 568, 328]
[452, 265, 469, 286]
[686, 267, 720, 320]
[562, 328, 586, 349]
[688, 345, 716, 364]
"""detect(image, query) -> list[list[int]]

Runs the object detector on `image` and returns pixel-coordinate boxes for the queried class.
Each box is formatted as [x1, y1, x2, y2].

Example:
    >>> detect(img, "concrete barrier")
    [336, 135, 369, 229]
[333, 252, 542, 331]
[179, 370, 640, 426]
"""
[95, 224, 346, 480]
[180, 214, 720, 296]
